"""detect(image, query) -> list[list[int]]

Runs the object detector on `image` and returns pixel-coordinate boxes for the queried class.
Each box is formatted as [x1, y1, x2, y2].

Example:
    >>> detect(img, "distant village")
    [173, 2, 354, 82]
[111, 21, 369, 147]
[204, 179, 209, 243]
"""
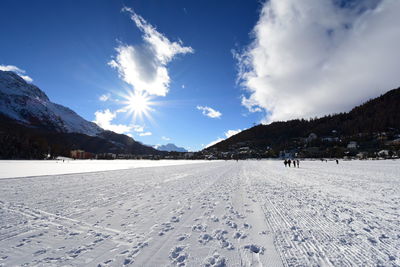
[203, 129, 400, 160]
[68, 149, 197, 160]
[66, 129, 400, 161]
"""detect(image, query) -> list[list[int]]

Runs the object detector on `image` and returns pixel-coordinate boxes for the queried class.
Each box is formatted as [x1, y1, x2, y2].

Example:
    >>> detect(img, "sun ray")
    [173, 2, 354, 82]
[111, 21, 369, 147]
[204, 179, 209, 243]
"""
[121, 90, 155, 122]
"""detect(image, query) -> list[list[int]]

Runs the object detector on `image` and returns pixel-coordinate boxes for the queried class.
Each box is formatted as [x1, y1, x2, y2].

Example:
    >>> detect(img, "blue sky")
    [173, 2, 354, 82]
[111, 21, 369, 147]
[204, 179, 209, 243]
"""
[0, 0, 263, 151]
[1, 0, 400, 151]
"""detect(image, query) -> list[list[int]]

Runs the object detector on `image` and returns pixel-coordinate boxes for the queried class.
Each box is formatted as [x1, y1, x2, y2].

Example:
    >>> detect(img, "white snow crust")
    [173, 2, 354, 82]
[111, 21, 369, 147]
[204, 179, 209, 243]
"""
[0, 160, 399, 266]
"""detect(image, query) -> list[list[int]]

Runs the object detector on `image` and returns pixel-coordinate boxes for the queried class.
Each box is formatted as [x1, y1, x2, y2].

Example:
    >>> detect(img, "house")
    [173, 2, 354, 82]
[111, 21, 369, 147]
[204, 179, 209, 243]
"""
[356, 152, 368, 159]
[184, 152, 194, 159]
[306, 133, 318, 143]
[347, 141, 357, 149]
[322, 137, 339, 142]
[70, 150, 94, 159]
[387, 138, 400, 146]
[377, 150, 389, 158]
[279, 149, 298, 159]
[96, 153, 116, 159]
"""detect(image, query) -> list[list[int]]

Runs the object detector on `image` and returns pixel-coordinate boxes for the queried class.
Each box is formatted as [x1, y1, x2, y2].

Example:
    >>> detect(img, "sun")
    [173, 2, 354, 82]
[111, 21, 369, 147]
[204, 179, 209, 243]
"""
[122, 91, 154, 121]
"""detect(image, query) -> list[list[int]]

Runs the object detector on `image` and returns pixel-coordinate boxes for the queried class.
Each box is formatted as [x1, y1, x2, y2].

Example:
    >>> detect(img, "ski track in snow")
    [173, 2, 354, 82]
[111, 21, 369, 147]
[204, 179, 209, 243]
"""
[0, 160, 399, 266]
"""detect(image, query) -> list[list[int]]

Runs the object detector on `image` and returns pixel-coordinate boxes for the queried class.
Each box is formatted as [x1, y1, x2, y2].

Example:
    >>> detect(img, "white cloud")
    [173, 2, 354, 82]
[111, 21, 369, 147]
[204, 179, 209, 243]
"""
[206, 129, 242, 148]
[0, 64, 33, 83]
[132, 124, 144, 132]
[139, 131, 152, 136]
[237, 0, 400, 122]
[182, 84, 185, 89]
[162, 136, 171, 141]
[205, 137, 224, 148]
[225, 129, 242, 138]
[93, 109, 132, 134]
[99, 93, 111, 102]
[109, 8, 193, 97]
[197, 105, 222, 119]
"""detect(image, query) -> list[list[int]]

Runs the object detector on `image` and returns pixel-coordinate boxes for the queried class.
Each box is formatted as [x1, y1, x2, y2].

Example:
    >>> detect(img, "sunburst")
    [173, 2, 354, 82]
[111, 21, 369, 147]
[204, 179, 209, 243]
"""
[121, 91, 155, 121]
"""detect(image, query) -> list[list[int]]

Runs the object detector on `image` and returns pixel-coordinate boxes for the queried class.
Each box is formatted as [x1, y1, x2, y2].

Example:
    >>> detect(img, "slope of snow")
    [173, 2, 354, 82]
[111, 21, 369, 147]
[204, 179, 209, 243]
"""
[0, 70, 102, 136]
[0, 160, 215, 179]
[0, 160, 398, 266]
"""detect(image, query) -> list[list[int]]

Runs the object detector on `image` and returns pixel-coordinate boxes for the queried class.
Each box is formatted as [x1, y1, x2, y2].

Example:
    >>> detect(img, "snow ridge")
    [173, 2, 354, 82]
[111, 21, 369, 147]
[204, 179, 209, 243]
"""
[0, 70, 103, 136]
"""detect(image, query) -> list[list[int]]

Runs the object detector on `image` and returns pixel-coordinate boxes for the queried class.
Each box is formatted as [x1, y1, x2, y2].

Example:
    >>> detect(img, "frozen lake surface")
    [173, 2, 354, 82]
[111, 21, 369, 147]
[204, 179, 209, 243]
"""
[0, 160, 399, 266]
[0, 160, 214, 179]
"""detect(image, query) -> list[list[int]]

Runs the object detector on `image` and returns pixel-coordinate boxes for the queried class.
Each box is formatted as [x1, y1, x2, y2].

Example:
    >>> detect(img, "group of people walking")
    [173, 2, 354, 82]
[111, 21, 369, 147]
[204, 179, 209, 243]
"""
[284, 159, 299, 168]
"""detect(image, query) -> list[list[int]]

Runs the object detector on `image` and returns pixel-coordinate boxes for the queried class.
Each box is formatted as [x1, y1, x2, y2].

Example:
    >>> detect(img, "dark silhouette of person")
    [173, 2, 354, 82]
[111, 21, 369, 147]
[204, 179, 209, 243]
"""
[297, 159, 300, 168]
[288, 159, 291, 167]
[293, 160, 296, 167]
[284, 160, 287, 167]
[336, 159, 339, 164]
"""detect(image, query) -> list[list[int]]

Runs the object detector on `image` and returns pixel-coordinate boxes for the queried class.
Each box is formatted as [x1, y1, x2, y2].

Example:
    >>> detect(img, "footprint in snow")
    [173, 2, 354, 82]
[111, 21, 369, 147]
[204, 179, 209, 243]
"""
[233, 231, 247, 240]
[192, 224, 207, 232]
[244, 244, 265, 254]
[177, 233, 190, 241]
[198, 233, 213, 244]
[169, 246, 188, 266]
[204, 252, 226, 267]
[171, 216, 180, 223]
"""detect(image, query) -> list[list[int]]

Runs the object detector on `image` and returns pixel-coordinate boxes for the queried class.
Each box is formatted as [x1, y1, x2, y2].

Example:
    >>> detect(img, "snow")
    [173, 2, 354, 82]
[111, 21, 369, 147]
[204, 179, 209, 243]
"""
[0, 160, 214, 179]
[0, 160, 399, 266]
[0, 70, 103, 136]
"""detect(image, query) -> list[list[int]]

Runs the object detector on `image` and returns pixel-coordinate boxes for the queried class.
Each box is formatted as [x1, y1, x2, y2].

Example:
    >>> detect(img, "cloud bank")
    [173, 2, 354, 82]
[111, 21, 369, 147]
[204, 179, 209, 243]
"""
[237, 0, 400, 122]
[197, 105, 222, 119]
[109, 8, 193, 97]
[0, 65, 33, 83]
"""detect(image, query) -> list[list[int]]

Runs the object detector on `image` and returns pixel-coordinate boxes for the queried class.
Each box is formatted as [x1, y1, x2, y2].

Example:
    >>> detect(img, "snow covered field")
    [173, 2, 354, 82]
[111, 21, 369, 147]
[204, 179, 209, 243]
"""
[0, 160, 399, 266]
[0, 160, 214, 179]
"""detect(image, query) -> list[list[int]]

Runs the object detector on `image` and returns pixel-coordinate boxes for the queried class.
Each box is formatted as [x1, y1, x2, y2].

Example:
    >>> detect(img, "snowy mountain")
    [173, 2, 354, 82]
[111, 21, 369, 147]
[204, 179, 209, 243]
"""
[0, 70, 102, 136]
[0, 70, 160, 158]
[156, 143, 188, 152]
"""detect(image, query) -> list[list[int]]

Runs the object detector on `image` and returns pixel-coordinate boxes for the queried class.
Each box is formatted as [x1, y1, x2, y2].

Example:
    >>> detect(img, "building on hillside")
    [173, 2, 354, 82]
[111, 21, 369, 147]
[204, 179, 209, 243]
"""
[306, 133, 318, 143]
[322, 137, 339, 142]
[279, 149, 298, 159]
[347, 141, 358, 149]
[356, 152, 368, 159]
[387, 138, 400, 146]
[70, 150, 94, 159]
[377, 150, 389, 158]
[184, 152, 194, 159]
[96, 153, 117, 159]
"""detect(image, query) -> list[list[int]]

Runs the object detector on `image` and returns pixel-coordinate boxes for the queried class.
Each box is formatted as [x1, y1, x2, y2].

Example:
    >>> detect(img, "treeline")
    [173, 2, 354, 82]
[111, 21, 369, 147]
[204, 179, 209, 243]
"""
[0, 114, 160, 159]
